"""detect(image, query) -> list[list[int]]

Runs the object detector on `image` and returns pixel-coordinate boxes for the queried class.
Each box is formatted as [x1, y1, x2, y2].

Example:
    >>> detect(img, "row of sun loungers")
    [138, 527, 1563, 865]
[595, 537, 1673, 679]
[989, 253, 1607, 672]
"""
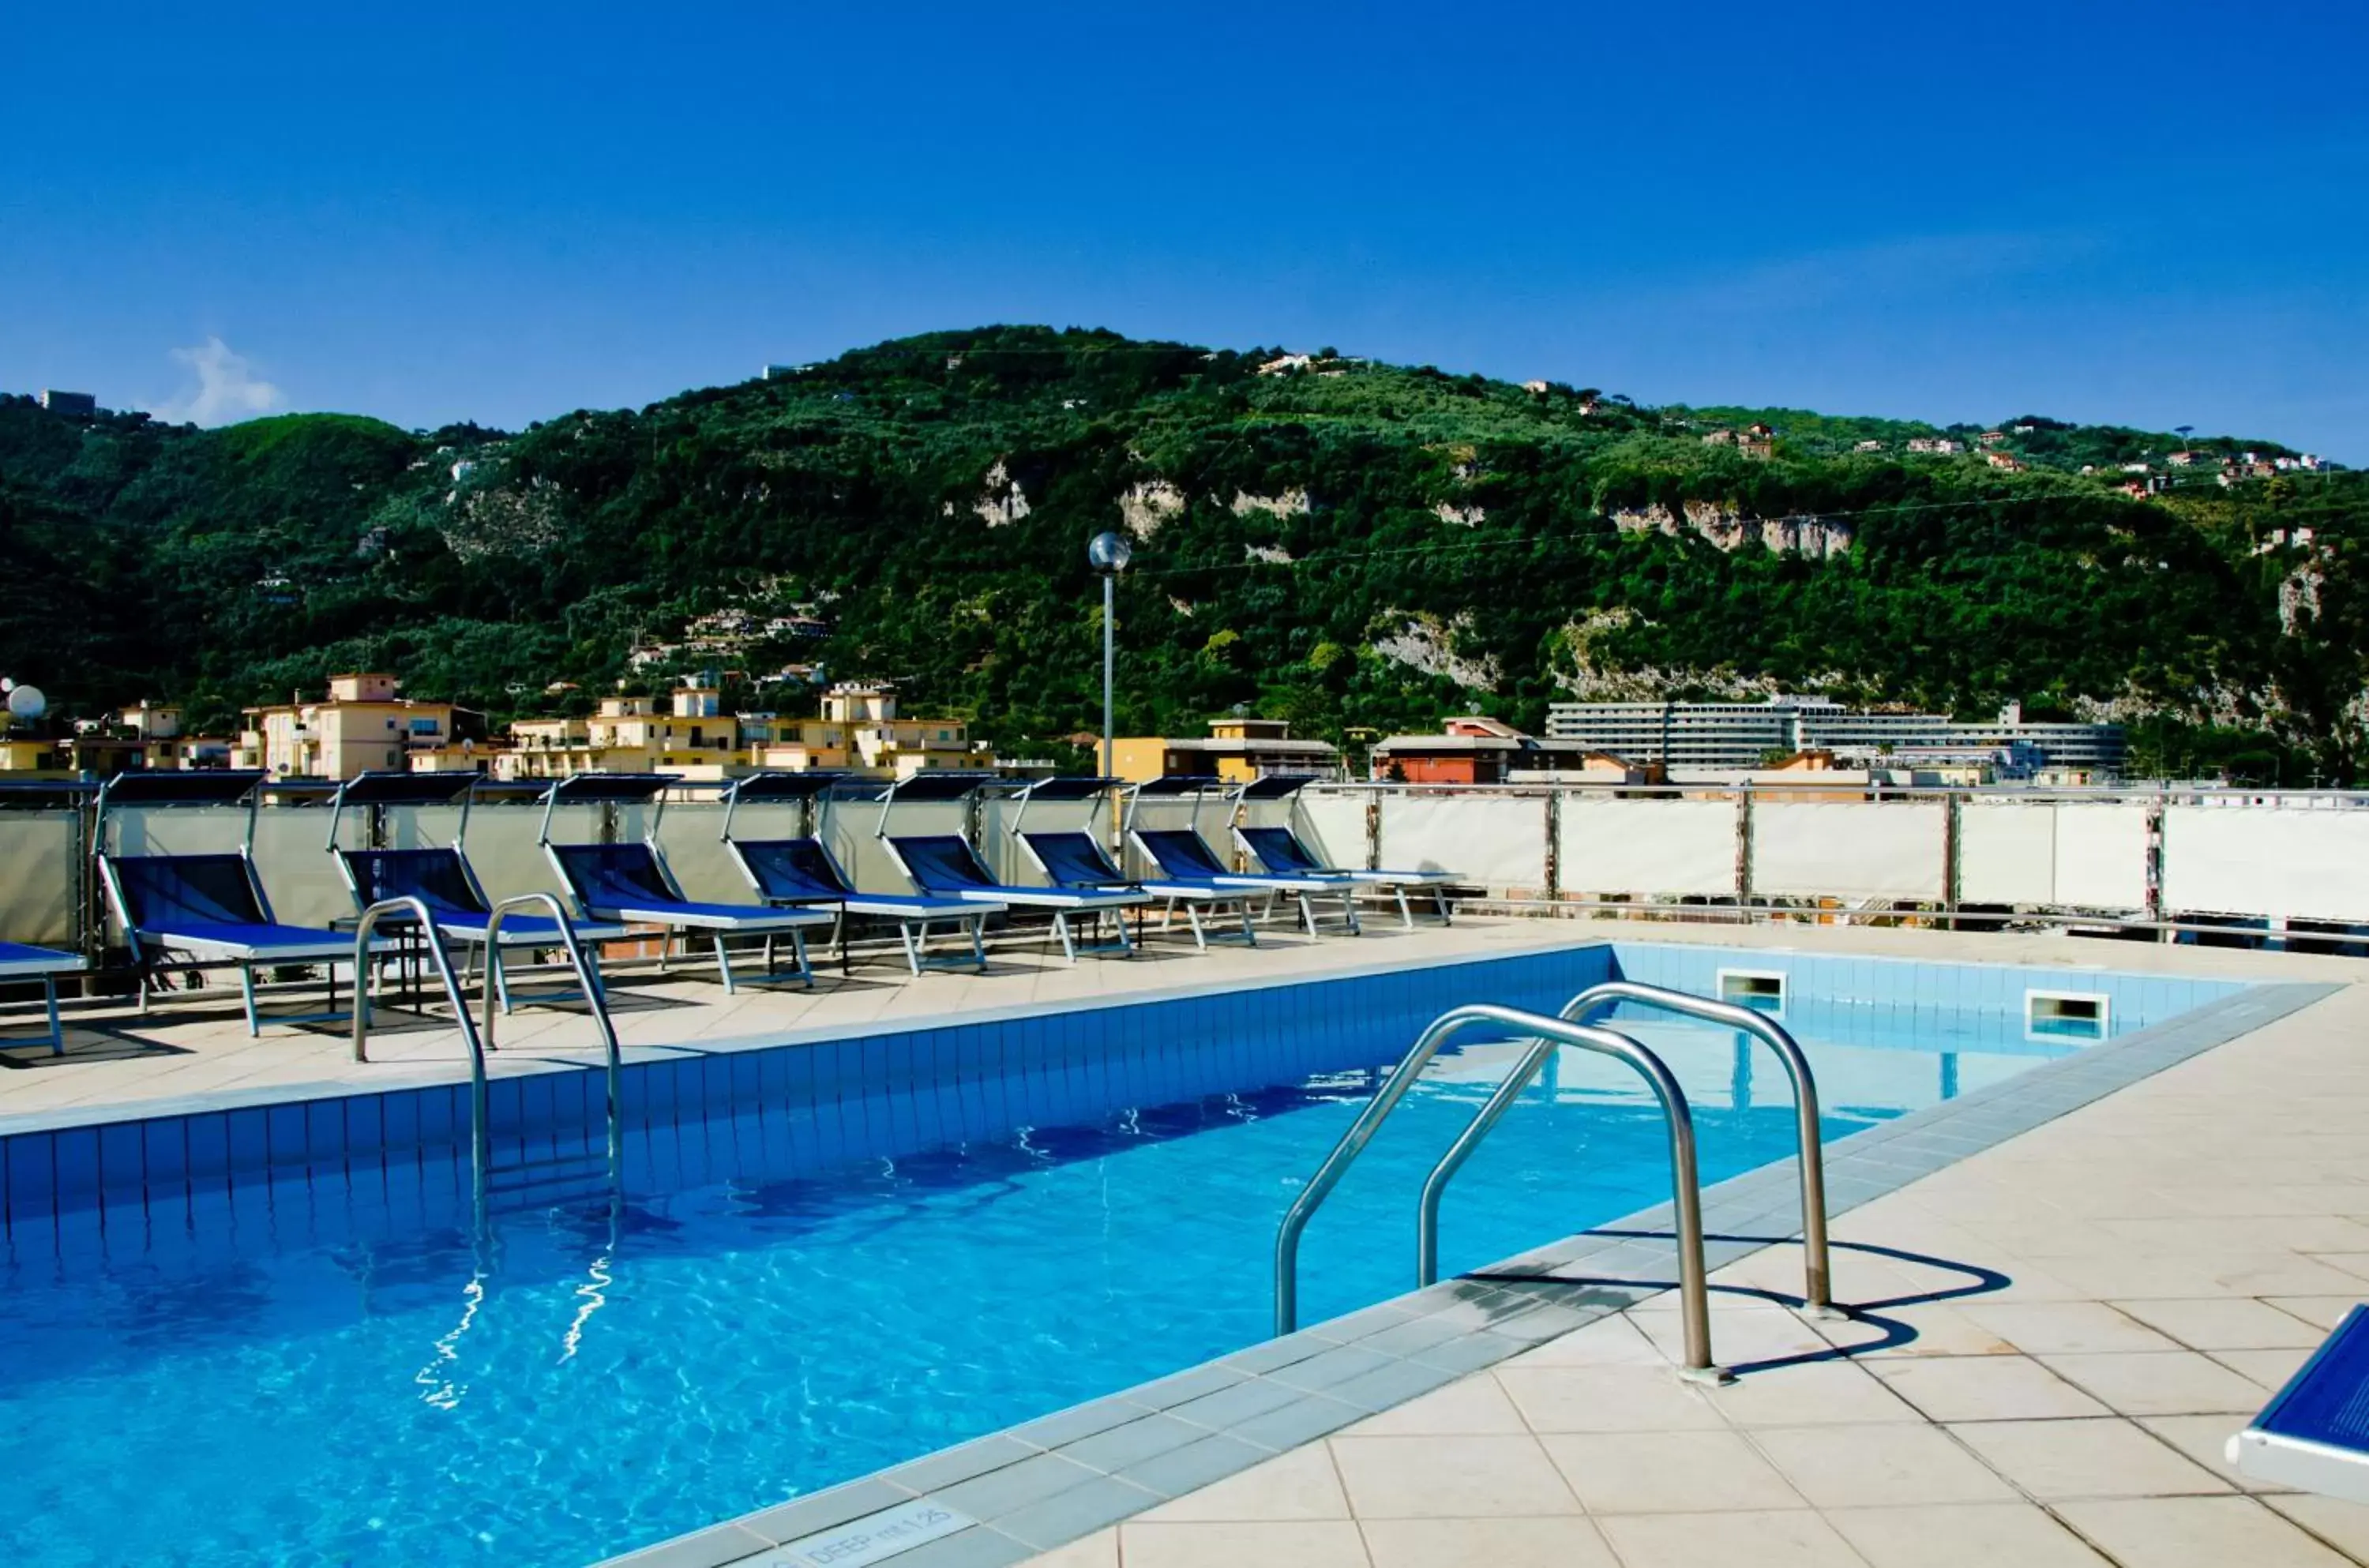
[2, 769, 1460, 1043]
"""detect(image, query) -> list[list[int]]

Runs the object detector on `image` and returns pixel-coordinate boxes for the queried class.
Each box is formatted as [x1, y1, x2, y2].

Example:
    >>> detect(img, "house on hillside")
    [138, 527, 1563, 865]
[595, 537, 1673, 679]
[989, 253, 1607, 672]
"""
[1113, 717, 1341, 784]
[1984, 451, 2027, 472]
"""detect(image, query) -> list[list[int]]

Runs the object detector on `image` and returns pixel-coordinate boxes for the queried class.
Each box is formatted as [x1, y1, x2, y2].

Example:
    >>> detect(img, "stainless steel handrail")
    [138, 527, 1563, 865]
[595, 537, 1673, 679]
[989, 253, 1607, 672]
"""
[1413, 981, 1834, 1315]
[1274, 1002, 1727, 1382]
[481, 893, 625, 1176]
[1567, 981, 1830, 1312]
[351, 896, 493, 1184]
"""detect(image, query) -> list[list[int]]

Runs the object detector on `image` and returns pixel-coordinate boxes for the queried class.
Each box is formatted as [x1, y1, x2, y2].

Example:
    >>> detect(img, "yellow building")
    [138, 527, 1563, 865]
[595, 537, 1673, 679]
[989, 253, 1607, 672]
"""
[502, 677, 742, 780]
[1112, 717, 1342, 784]
[0, 736, 62, 774]
[750, 681, 993, 779]
[235, 673, 457, 780]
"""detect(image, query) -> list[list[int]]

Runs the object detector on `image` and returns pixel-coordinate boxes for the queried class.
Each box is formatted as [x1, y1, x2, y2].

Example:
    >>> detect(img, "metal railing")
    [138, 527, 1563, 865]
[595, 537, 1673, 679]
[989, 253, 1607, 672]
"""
[1415, 981, 1832, 1315]
[1274, 1001, 1729, 1383]
[348, 893, 624, 1207]
[350, 897, 494, 1181]
[481, 893, 625, 1176]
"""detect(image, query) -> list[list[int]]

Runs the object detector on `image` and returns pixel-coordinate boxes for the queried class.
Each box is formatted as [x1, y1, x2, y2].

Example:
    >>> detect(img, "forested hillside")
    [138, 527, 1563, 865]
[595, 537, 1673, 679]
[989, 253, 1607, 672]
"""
[2, 326, 2361, 780]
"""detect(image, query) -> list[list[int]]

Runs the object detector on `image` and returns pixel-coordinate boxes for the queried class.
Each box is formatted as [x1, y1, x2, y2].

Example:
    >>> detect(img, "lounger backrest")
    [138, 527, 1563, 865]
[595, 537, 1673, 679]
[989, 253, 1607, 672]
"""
[1240, 826, 1323, 876]
[1136, 828, 1229, 880]
[340, 847, 486, 917]
[1025, 831, 1127, 886]
[549, 842, 678, 910]
[106, 853, 268, 930]
[735, 838, 850, 900]
[892, 834, 996, 893]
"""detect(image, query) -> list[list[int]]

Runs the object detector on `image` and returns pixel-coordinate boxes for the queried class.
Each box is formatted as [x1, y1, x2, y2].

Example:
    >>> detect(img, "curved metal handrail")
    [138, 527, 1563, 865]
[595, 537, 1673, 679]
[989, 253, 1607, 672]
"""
[481, 893, 624, 1175]
[1415, 982, 1832, 1316]
[351, 896, 492, 1185]
[1564, 981, 1830, 1313]
[1275, 1002, 1725, 1382]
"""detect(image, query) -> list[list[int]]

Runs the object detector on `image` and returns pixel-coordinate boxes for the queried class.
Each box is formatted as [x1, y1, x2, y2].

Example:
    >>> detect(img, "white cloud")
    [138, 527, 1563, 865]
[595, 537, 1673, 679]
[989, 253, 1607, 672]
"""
[153, 336, 287, 426]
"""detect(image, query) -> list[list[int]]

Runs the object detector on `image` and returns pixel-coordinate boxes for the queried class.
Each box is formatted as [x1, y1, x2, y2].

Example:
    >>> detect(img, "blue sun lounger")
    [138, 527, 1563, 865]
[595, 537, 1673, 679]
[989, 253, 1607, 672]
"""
[538, 774, 832, 993]
[875, 772, 1149, 962]
[1007, 777, 1260, 949]
[1231, 775, 1458, 928]
[719, 772, 997, 974]
[0, 941, 84, 1055]
[1125, 777, 1361, 936]
[327, 771, 629, 1010]
[95, 770, 402, 1035]
[2229, 1304, 2369, 1502]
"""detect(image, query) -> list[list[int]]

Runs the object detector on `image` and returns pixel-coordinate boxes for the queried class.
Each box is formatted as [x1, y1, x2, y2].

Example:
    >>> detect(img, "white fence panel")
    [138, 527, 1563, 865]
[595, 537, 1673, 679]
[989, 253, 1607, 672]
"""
[1957, 801, 2056, 905]
[2054, 804, 2149, 909]
[0, 812, 80, 946]
[1293, 790, 1372, 871]
[410, 804, 571, 903]
[1753, 801, 1945, 901]
[832, 798, 967, 895]
[1380, 793, 1547, 890]
[655, 803, 747, 902]
[2164, 806, 2369, 921]
[1559, 798, 1735, 898]
[246, 808, 353, 927]
[1958, 801, 2149, 909]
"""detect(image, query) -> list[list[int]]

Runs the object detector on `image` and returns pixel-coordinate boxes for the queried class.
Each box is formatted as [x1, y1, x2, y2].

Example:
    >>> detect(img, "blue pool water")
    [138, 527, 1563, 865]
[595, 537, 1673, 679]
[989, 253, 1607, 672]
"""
[0, 947, 2231, 1567]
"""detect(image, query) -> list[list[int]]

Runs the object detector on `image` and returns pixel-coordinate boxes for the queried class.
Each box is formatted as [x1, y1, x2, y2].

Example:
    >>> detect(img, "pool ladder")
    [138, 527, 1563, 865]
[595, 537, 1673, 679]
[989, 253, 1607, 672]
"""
[1273, 981, 1833, 1384]
[350, 895, 625, 1215]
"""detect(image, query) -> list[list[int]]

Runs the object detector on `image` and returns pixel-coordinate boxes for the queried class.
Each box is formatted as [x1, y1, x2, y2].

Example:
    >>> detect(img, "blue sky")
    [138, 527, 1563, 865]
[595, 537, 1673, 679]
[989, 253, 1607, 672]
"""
[4, 2, 2364, 456]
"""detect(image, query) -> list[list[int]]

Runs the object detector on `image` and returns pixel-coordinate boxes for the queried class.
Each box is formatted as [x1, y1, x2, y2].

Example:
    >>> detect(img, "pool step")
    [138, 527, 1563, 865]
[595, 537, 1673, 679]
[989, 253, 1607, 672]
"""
[480, 1148, 621, 1215]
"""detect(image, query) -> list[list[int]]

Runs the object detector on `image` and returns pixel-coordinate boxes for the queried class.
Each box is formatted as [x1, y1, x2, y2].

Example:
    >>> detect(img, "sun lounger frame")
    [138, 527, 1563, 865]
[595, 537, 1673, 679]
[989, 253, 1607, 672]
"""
[536, 773, 829, 994]
[720, 771, 996, 975]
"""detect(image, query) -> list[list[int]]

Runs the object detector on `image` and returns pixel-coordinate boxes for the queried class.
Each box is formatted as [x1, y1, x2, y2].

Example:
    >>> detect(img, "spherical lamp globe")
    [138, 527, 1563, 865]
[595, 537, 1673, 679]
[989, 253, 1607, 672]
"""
[1087, 531, 1133, 575]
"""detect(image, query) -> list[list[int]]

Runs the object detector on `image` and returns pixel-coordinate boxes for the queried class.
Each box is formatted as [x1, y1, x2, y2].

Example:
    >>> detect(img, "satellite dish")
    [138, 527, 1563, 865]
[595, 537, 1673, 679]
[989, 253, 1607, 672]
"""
[6, 685, 46, 720]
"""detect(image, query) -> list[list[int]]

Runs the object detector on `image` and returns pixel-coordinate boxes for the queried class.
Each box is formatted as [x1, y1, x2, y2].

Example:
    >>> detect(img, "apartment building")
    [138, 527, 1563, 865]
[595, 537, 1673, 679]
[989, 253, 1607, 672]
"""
[750, 681, 994, 778]
[501, 677, 993, 781]
[1544, 697, 2124, 777]
[235, 673, 456, 780]
[504, 677, 742, 779]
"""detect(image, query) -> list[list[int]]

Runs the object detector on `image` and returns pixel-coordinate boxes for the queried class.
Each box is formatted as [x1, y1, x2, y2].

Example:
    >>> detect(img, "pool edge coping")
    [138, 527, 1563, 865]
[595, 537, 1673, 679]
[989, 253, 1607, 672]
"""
[589, 976, 2343, 1568]
[0, 926, 2267, 1142]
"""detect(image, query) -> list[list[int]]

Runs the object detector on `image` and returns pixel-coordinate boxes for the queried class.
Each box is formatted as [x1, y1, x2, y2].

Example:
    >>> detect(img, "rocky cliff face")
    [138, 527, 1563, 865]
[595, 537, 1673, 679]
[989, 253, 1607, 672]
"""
[1610, 501, 1853, 557]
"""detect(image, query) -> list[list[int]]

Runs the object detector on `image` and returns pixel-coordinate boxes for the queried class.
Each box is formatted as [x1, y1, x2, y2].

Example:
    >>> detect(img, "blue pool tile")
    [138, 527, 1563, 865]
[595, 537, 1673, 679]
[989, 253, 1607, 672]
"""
[381, 1090, 420, 1155]
[305, 1099, 345, 1165]
[182, 1112, 231, 1180]
[142, 1116, 189, 1188]
[484, 1076, 526, 1143]
[263, 1103, 306, 1167]
[51, 1127, 99, 1203]
[96, 1120, 146, 1205]
[5, 1133, 54, 1220]
[344, 1095, 385, 1159]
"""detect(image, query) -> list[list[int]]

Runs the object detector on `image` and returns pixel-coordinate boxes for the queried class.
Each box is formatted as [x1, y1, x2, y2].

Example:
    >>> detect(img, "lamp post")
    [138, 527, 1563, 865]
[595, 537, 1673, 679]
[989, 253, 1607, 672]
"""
[1087, 531, 1133, 780]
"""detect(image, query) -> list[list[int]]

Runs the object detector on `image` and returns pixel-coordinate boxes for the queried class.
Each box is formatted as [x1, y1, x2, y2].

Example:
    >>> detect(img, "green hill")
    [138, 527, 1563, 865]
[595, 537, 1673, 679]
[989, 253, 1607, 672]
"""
[1, 326, 2360, 781]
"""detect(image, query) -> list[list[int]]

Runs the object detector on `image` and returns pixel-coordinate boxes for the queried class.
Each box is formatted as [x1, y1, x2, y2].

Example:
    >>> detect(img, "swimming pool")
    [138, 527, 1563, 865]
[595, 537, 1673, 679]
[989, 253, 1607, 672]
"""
[0, 943, 2243, 1567]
